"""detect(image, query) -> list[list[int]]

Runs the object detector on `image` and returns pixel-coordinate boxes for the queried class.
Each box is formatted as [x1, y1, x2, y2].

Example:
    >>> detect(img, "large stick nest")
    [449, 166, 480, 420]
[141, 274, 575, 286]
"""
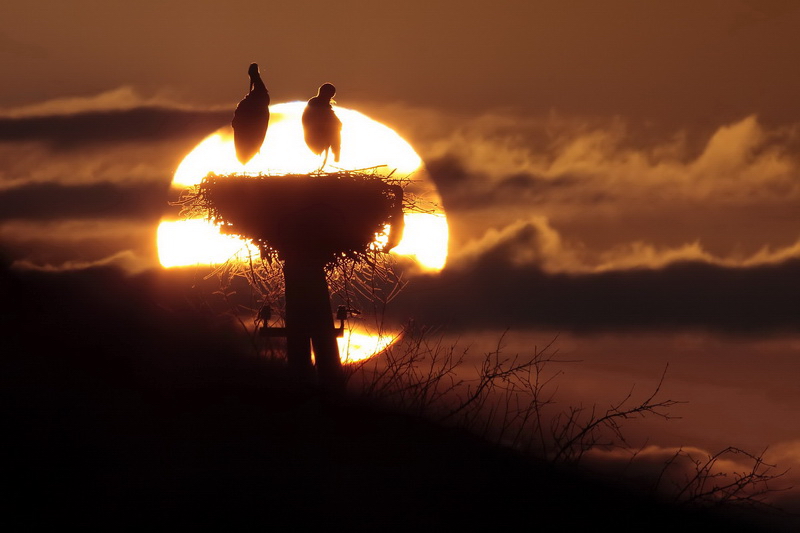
[173, 171, 424, 340]
[188, 171, 405, 263]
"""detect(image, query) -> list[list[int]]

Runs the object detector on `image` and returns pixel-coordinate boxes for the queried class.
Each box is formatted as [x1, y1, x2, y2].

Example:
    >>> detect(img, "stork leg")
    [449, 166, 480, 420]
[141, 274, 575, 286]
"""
[320, 148, 329, 171]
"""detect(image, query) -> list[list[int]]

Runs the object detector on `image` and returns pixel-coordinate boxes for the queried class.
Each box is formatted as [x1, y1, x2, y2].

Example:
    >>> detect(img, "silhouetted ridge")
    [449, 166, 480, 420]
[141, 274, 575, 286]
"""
[0, 263, 779, 531]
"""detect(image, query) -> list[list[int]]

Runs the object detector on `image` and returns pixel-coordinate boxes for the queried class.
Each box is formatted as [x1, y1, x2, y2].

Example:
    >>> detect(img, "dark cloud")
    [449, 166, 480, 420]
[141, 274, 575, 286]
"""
[5, 240, 155, 272]
[0, 105, 224, 269]
[390, 253, 800, 334]
[426, 156, 590, 211]
[0, 102, 795, 335]
[423, 115, 800, 211]
[417, 114, 800, 264]
[0, 181, 169, 221]
[0, 108, 229, 148]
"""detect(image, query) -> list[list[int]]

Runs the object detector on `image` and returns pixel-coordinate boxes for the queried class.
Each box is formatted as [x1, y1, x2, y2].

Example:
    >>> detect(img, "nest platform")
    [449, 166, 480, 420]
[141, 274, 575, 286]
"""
[199, 172, 403, 260]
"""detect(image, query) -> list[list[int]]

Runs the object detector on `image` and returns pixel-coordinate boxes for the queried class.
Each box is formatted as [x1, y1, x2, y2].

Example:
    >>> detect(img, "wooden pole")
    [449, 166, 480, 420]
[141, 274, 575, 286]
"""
[282, 252, 343, 389]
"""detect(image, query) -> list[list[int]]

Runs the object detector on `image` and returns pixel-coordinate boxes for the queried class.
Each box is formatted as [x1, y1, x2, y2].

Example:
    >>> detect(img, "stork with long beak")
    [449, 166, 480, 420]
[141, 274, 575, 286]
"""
[232, 63, 270, 165]
[302, 83, 342, 168]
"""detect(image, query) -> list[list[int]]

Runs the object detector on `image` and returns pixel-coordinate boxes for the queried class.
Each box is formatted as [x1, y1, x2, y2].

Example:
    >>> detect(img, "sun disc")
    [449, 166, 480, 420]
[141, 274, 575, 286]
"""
[172, 103, 422, 187]
[337, 325, 400, 363]
[158, 101, 448, 363]
[157, 218, 260, 268]
[161, 102, 447, 271]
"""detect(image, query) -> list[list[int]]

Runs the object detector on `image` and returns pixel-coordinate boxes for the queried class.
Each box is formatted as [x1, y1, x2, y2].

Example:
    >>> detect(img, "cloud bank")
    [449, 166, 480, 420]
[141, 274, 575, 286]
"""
[0, 93, 229, 270]
[1, 98, 798, 325]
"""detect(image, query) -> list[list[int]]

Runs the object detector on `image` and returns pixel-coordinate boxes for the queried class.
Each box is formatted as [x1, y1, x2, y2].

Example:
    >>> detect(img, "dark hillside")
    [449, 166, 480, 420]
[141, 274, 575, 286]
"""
[0, 262, 777, 530]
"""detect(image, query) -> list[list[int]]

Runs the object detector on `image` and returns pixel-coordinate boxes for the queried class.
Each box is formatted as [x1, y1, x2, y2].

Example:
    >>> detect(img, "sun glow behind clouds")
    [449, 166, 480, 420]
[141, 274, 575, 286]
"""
[171, 102, 422, 187]
[159, 102, 448, 271]
[337, 327, 398, 363]
[157, 102, 447, 362]
[391, 212, 449, 271]
[157, 218, 259, 268]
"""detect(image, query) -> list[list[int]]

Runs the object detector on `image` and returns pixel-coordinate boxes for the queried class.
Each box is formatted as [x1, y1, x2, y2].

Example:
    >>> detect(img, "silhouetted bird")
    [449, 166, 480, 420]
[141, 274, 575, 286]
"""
[302, 83, 342, 167]
[232, 63, 270, 165]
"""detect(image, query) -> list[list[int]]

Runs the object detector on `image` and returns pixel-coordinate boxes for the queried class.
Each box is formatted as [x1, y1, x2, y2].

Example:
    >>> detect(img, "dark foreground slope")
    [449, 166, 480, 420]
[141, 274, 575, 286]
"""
[0, 263, 784, 530]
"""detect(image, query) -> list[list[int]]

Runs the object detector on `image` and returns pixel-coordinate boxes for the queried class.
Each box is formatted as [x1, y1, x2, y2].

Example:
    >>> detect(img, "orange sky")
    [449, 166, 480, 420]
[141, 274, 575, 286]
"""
[2, 1, 800, 125]
[2, 0, 800, 518]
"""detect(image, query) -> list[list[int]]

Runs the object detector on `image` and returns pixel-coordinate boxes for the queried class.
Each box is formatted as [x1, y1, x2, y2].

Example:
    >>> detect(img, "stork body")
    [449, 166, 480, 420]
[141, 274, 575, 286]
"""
[302, 83, 342, 166]
[232, 63, 270, 165]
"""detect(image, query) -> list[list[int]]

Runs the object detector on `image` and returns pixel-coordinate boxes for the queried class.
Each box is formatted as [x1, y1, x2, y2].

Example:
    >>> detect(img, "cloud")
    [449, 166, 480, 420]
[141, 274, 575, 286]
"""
[0, 219, 153, 243]
[0, 99, 229, 269]
[0, 86, 219, 118]
[0, 97, 229, 192]
[581, 444, 795, 508]
[0, 181, 168, 221]
[404, 110, 800, 278]
[0, 219, 158, 272]
[389, 246, 800, 333]
[763, 441, 800, 512]
[11, 249, 154, 274]
[1, 99, 797, 327]
[451, 217, 580, 271]
[596, 239, 800, 272]
[0, 107, 230, 149]
[423, 114, 800, 211]
[0, 138, 195, 190]
[450, 216, 800, 273]
[414, 111, 800, 335]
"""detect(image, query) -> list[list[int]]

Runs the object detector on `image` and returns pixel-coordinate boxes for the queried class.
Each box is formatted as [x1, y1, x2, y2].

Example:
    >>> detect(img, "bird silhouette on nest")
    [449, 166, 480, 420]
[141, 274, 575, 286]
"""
[302, 83, 342, 169]
[232, 63, 270, 165]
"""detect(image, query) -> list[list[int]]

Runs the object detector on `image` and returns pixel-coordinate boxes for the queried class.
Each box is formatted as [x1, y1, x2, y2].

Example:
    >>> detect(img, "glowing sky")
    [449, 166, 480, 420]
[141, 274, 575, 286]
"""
[2, 0, 800, 516]
[2, 1, 800, 125]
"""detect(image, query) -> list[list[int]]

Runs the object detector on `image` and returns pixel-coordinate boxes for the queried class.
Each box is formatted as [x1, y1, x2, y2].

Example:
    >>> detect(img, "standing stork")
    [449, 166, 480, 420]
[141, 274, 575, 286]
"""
[232, 63, 270, 165]
[302, 83, 342, 168]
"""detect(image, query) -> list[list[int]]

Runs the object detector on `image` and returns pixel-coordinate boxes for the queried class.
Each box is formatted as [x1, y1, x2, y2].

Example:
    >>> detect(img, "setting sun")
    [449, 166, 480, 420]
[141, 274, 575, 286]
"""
[157, 218, 260, 268]
[337, 326, 399, 363]
[157, 102, 448, 363]
[171, 103, 422, 186]
[159, 102, 448, 272]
